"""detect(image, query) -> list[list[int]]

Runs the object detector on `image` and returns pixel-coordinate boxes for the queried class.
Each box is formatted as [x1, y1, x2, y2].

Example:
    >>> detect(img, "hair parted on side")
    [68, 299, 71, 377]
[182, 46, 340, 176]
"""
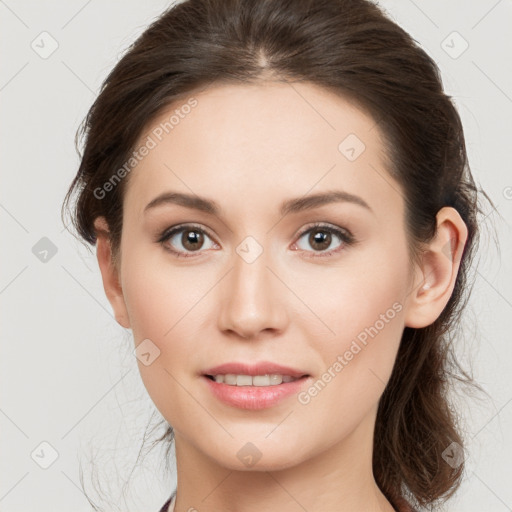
[62, 0, 495, 510]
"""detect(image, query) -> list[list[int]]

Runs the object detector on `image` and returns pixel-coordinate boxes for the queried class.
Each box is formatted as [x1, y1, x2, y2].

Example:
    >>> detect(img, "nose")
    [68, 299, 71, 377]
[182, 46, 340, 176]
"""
[217, 245, 289, 340]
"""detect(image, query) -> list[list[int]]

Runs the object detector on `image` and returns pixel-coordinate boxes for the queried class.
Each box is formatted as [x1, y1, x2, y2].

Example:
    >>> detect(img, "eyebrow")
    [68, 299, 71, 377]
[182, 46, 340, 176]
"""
[143, 189, 373, 217]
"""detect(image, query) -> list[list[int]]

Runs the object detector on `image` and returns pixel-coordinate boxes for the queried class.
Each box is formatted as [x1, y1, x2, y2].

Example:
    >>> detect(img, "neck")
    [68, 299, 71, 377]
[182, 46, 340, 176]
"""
[171, 406, 396, 512]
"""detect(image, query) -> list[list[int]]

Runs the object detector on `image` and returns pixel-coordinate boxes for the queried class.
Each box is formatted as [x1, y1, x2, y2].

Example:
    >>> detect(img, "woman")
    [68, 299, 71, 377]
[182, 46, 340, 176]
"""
[62, 0, 490, 510]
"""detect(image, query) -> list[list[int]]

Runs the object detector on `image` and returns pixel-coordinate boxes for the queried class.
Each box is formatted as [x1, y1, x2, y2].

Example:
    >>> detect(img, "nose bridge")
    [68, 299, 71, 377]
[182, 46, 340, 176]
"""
[217, 235, 286, 338]
[233, 235, 271, 293]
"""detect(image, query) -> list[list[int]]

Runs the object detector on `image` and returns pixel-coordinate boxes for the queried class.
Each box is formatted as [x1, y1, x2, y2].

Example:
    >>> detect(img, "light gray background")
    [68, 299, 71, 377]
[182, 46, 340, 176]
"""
[1, 1, 511, 511]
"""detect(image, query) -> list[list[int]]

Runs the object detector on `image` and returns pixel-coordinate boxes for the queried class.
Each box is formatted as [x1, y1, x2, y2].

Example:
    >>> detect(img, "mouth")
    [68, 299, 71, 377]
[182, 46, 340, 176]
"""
[200, 362, 311, 409]
[201, 372, 312, 410]
[203, 373, 309, 386]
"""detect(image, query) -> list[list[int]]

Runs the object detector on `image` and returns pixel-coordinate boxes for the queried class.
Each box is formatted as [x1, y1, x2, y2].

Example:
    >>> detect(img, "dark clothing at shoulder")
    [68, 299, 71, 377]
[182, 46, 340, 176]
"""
[158, 491, 176, 512]
[158, 496, 171, 512]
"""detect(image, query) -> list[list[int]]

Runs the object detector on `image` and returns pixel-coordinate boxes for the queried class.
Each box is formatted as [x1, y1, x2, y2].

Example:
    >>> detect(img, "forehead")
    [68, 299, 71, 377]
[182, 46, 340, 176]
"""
[124, 81, 402, 221]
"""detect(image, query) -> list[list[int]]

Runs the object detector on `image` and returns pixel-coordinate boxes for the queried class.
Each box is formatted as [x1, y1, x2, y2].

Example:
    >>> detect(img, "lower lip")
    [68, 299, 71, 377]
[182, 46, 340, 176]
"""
[202, 375, 310, 410]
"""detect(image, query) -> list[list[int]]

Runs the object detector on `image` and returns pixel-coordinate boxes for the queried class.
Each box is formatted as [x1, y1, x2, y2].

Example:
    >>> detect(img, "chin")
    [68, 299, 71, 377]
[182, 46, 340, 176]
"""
[206, 442, 308, 472]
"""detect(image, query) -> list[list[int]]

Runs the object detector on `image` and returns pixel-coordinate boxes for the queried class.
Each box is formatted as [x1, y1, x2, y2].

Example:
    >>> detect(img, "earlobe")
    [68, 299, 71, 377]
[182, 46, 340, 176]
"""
[93, 216, 131, 329]
[404, 207, 468, 329]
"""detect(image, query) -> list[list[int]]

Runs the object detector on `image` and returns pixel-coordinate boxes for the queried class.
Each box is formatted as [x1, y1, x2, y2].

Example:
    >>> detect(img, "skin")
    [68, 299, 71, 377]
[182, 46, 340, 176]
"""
[94, 81, 468, 512]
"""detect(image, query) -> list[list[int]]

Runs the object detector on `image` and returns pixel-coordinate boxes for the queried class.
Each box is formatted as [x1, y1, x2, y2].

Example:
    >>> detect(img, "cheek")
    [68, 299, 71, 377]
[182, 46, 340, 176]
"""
[120, 256, 205, 422]
[297, 248, 408, 407]
[120, 246, 216, 385]
[292, 242, 407, 344]
[121, 246, 207, 341]
[295, 291, 405, 441]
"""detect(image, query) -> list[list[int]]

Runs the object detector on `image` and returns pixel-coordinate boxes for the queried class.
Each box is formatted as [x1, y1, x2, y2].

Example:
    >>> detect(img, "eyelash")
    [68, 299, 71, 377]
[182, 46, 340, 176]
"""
[157, 222, 356, 259]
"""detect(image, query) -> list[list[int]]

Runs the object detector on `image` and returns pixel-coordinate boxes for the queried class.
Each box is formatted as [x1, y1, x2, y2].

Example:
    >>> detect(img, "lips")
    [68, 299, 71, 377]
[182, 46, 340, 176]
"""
[202, 371, 311, 410]
[203, 361, 309, 379]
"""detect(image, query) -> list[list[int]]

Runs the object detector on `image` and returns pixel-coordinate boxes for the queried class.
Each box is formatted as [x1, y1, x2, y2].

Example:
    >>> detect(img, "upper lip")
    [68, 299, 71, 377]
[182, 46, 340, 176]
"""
[203, 361, 309, 378]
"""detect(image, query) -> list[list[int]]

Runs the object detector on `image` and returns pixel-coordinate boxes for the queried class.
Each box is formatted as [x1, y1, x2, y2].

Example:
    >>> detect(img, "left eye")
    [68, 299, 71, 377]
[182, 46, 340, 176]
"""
[293, 224, 353, 257]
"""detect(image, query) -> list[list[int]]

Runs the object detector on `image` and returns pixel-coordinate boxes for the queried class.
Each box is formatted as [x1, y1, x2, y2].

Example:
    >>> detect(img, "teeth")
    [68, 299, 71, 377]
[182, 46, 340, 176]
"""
[210, 374, 301, 386]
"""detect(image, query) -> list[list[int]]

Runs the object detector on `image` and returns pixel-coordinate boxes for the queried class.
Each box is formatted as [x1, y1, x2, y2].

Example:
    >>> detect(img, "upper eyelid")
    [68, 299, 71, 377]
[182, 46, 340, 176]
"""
[160, 223, 213, 238]
[296, 222, 350, 236]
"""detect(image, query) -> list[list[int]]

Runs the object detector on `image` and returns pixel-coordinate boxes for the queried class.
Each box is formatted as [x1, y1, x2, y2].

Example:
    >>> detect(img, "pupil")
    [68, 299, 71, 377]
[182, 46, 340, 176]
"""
[311, 230, 330, 250]
[183, 230, 203, 250]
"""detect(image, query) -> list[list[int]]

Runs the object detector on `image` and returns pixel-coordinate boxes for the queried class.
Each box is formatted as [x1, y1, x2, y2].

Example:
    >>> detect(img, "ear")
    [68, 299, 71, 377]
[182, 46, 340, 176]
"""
[404, 206, 468, 329]
[94, 216, 131, 329]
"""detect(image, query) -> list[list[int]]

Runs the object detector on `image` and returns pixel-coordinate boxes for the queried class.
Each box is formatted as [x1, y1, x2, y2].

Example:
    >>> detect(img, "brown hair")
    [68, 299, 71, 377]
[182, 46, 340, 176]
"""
[62, 0, 494, 509]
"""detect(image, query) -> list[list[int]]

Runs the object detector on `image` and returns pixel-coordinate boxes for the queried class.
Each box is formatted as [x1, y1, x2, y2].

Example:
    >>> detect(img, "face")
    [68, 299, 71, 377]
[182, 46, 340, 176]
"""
[99, 81, 422, 471]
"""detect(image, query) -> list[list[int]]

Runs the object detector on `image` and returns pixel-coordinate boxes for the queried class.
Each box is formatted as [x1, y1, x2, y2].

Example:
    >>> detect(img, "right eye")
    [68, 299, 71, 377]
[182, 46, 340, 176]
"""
[157, 224, 218, 258]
